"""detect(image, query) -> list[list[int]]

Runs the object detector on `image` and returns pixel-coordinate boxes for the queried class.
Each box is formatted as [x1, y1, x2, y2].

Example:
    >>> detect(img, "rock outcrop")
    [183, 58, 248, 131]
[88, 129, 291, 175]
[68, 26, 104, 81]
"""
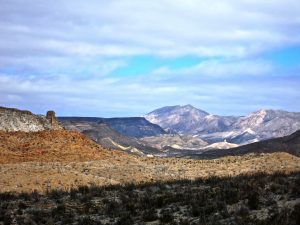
[0, 106, 63, 132]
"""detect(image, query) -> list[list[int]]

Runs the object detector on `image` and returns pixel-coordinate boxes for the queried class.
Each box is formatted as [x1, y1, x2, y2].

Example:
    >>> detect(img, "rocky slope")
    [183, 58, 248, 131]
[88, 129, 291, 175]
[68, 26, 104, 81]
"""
[145, 105, 236, 134]
[190, 129, 300, 159]
[61, 119, 161, 154]
[0, 130, 119, 164]
[59, 117, 166, 138]
[145, 105, 300, 145]
[0, 106, 62, 132]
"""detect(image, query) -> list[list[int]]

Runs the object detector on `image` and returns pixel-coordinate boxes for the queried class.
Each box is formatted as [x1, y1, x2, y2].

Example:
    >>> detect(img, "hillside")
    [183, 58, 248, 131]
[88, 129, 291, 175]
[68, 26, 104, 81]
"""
[59, 116, 166, 138]
[60, 119, 161, 154]
[0, 106, 62, 132]
[0, 130, 122, 164]
[193, 129, 300, 159]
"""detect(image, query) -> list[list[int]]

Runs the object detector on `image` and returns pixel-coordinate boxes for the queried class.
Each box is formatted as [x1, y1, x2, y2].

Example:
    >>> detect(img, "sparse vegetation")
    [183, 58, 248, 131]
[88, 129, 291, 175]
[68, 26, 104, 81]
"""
[0, 172, 299, 225]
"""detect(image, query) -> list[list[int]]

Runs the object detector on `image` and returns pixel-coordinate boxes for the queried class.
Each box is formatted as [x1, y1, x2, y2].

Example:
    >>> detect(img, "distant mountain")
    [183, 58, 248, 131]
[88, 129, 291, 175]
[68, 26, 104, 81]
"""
[59, 117, 166, 138]
[234, 109, 300, 139]
[145, 105, 300, 145]
[145, 105, 236, 134]
[0, 106, 62, 132]
[60, 119, 161, 155]
[196, 129, 300, 159]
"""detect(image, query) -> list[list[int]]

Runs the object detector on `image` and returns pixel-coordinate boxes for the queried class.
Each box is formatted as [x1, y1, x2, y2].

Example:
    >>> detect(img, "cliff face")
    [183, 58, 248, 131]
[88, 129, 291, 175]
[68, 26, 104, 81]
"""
[0, 106, 63, 132]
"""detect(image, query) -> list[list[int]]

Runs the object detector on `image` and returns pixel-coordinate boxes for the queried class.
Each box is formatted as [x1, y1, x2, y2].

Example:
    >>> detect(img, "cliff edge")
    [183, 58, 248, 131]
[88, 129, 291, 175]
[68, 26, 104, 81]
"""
[0, 106, 63, 132]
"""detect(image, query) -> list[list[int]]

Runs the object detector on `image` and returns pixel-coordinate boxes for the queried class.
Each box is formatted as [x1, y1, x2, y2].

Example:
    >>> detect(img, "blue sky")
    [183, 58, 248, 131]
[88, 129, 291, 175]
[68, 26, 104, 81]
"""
[0, 0, 300, 117]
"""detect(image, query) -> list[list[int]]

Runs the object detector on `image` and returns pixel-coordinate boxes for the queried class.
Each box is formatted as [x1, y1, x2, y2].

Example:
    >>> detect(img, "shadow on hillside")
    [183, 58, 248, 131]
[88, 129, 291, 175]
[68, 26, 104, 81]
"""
[1, 172, 299, 225]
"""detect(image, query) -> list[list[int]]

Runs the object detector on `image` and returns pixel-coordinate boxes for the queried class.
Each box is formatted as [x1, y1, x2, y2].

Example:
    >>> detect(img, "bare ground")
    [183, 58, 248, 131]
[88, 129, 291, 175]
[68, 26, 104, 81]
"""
[1, 152, 299, 193]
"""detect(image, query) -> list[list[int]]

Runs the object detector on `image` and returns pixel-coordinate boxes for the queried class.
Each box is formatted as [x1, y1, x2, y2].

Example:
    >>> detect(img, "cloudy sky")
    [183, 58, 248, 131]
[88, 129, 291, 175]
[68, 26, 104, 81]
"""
[0, 0, 300, 117]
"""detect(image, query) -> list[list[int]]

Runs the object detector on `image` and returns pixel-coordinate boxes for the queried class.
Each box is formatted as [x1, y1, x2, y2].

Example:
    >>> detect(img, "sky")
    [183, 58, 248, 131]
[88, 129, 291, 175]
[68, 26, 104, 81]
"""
[0, 0, 300, 117]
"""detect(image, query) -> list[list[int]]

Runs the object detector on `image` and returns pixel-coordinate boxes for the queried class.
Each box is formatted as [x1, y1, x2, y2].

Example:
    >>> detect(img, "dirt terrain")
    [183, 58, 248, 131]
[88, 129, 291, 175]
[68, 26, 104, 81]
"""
[0, 130, 299, 193]
[0, 130, 122, 164]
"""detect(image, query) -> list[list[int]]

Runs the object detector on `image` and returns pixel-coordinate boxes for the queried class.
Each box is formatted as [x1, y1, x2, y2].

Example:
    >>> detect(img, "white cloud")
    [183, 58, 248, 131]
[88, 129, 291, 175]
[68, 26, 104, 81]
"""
[151, 59, 274, 77]
[1, 0, 300, 63]
[0, 0, 300, 115]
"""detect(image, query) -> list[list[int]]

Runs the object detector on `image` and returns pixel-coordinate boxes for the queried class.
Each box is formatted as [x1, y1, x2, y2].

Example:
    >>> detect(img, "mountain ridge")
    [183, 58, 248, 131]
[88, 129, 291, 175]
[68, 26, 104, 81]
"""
[194, 129, 300, 159]
[59, 116, 166, 138]
[145, 105, 300, 145]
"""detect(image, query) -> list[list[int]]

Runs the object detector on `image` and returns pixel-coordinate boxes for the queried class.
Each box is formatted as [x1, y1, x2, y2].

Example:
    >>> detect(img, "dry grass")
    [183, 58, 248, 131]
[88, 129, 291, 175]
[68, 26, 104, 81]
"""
[0, 151, 299, 193]
[0, 130, 299, 193]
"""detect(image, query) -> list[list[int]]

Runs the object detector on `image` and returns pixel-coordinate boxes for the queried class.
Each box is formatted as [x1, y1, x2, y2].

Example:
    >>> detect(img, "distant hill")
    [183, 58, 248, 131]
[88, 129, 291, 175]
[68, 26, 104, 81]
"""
[193, 129, 300, 159]
[0, 106, 62, 132]
[145, 105, 300, 145]
[59, 117, 166, 138]
[60, 119, 161, 154]
[140, 134, 208, 150]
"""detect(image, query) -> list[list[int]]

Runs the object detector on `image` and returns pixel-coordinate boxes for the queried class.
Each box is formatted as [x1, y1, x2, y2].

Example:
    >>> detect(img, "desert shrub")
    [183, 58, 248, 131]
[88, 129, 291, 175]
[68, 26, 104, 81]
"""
[155, 195, 165, 208]
[160, 209, 174, 223]
[18, 192, 32, 201]
[115, 214, 134, 225]
[78, 216, 100, 225]
[30, 190, 40, 202]
[69, 188, 78, 199]
[79, 192, 93, 203]
[29, 209, 51, 224]
[177, 218, 191, 225]
[105, 200, 120, 216]
[51, 203, 66, 218]
[0, 172, 299, 225]
[18, 201, 27, 210]
[248, 191, 259, 210]
[142, 208, 158, 222]
[290, 203, 300, 225]
[0, 193, 15, 201]
[49, 189, 64, 199]
[2, 215, 11, 225]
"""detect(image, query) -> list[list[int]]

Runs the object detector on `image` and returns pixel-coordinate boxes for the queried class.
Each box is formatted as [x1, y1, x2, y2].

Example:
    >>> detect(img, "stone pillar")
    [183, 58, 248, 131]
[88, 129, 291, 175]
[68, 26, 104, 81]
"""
[46, 110, 56, 125]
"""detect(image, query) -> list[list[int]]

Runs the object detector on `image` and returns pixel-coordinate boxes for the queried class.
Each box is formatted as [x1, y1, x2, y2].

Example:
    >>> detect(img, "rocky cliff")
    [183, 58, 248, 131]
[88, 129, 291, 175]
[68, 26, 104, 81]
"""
[0, 106, 63, 132]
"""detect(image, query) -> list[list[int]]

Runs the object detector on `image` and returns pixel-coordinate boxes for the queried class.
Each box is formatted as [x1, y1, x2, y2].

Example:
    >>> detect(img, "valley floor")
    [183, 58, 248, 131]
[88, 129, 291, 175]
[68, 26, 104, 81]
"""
[0, 152, 299, 193]
[0, 130, 300, 224]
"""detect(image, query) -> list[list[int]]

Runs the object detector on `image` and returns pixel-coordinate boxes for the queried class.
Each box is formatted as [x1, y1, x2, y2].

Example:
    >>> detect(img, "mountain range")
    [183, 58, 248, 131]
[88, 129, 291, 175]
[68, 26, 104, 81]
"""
[2, 105, 300, 156]
[190, 129, 300, 159]
[145, 105, 300, 145]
